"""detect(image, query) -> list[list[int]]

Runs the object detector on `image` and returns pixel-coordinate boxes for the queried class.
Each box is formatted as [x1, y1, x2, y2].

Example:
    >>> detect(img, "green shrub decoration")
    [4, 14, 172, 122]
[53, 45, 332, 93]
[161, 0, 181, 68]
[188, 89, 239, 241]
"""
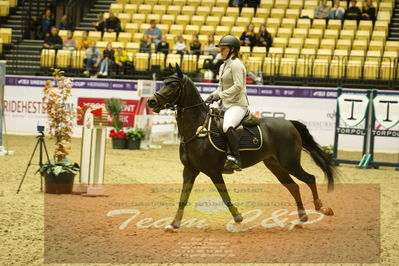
[127, 128, 145, 141]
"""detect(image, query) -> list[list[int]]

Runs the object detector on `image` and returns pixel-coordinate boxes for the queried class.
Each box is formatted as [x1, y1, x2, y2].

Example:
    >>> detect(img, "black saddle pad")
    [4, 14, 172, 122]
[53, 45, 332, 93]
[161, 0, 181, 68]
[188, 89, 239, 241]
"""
[208, 118, 263, 153]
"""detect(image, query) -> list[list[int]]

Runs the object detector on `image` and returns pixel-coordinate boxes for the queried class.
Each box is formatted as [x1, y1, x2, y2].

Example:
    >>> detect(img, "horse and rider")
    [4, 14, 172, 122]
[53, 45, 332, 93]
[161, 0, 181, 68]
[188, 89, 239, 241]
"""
[148, 35, 335, 232]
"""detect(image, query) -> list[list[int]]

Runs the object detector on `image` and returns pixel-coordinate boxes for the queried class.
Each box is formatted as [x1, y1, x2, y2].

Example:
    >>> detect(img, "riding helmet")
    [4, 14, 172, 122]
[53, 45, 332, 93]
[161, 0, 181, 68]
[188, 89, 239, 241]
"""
[216, 35, 240, 51]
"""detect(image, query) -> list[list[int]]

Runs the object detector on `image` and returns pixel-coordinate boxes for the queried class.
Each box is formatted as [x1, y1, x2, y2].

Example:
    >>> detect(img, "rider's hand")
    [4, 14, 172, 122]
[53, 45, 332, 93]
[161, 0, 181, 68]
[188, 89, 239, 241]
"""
[206, 94, 220, 103]
[205, 94, 214, 103]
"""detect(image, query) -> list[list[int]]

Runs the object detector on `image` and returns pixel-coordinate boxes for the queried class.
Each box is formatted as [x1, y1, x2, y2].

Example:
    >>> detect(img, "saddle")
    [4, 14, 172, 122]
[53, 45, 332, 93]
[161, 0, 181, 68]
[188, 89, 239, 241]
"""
[205, 108, 263, 153]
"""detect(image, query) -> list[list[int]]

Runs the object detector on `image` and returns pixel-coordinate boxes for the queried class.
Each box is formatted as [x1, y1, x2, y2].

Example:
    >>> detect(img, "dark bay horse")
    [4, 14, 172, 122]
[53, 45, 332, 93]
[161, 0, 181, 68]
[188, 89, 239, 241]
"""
[147, 64, 335, 231]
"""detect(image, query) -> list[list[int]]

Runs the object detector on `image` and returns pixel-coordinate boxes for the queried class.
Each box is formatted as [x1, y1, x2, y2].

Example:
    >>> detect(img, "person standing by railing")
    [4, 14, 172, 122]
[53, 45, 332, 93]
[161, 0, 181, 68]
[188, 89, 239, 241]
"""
[39, 9, 54, 39]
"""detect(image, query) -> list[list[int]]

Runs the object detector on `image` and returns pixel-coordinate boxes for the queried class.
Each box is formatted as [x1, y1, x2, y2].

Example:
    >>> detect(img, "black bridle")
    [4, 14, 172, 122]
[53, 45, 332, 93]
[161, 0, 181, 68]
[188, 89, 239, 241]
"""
[154, 74, 207, 112]
[153, 74, 209, 145]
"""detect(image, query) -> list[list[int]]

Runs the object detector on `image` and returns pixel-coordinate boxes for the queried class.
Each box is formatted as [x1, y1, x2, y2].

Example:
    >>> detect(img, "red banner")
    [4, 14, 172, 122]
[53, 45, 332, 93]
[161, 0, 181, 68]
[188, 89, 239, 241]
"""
[77, 97, 139, 127]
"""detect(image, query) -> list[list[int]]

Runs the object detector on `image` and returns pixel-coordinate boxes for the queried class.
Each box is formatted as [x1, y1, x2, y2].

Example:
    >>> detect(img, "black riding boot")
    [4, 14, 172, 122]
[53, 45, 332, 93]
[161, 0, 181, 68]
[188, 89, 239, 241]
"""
[224, 127, 242, 170]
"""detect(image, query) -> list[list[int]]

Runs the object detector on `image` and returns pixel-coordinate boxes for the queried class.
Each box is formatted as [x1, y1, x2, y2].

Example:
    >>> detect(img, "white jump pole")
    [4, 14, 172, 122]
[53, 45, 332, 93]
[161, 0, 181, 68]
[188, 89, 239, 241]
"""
[77, 106, 108, 196]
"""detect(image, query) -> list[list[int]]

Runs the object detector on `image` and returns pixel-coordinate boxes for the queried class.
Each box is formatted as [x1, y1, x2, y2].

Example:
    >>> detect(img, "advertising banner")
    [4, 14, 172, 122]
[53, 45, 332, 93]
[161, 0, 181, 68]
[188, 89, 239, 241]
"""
[3, 76, 399, 151]
[77, 97, 139, 127]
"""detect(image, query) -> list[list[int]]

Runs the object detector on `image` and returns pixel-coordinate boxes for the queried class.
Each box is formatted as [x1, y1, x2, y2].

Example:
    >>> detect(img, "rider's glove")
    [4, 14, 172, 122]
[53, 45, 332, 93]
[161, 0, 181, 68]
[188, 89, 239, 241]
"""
[206, 93, 220, 103]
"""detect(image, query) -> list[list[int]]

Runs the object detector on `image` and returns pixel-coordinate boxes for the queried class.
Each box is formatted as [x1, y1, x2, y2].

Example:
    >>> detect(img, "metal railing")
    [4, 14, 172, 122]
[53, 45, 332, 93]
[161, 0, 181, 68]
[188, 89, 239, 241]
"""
[38, 48, 399, 89]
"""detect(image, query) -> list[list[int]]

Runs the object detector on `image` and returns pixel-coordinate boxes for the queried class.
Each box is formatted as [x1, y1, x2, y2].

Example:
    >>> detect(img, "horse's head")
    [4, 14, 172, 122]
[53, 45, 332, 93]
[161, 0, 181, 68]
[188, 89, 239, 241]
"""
[148, 64, 185, 113]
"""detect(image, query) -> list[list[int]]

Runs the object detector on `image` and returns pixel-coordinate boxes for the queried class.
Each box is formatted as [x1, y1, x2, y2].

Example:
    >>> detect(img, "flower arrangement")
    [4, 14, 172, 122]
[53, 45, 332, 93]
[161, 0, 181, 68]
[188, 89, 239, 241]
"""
[39, 69, 80, 193]
[109, 129, 127, 138]
[42, 69, 77, 161]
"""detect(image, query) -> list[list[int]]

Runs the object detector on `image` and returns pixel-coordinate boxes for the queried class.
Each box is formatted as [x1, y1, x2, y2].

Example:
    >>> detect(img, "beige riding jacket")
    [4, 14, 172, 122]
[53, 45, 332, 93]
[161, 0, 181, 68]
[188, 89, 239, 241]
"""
[212, 56, 249, 109]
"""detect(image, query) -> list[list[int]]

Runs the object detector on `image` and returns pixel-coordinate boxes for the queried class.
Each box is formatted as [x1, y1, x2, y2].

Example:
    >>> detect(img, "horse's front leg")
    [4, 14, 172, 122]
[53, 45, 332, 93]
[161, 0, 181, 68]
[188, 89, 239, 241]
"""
[165, 166, 199, 232]
[210, 174, 243, 223]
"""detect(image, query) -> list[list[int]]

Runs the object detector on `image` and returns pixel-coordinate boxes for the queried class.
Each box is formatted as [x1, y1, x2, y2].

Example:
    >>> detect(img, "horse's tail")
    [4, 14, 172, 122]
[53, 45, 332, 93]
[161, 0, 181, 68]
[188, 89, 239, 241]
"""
[290, 120, 335, 191]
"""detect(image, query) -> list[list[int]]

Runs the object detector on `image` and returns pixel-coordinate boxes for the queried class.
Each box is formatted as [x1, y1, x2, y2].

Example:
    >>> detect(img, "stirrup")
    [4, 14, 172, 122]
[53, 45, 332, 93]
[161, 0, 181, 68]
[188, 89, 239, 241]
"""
[224, 155, 242, 170]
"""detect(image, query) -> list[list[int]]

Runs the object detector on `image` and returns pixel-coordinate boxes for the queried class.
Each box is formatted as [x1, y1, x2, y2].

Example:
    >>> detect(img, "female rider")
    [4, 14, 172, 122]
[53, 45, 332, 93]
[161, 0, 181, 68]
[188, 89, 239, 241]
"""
[206, 35, 249, 170]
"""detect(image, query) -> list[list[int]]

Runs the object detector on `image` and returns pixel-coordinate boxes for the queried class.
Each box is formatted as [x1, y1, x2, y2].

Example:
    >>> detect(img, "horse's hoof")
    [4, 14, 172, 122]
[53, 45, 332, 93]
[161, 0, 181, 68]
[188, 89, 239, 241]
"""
[234, 214, 243, 223]
[314, 199, 323, 210]
[299, 214, 308, 222]
[164, 224, 177, 233]
[320, 207, 334, 216]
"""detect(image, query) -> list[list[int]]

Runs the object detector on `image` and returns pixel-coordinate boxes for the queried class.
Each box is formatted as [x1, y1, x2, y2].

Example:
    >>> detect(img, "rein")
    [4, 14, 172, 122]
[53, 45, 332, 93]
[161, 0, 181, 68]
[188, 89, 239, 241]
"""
[154, 75, 209, 145]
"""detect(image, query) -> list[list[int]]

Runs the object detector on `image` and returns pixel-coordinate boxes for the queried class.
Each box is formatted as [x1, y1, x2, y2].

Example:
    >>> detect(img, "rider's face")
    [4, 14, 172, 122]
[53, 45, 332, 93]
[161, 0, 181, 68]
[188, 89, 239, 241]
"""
[220, 46, 230, 60]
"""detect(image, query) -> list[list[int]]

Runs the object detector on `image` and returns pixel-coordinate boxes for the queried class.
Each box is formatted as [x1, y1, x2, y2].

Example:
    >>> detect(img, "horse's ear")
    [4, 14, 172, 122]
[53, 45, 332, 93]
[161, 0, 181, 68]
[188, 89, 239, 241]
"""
[176, 63, 183, 79]
[168, 63, 174, 73]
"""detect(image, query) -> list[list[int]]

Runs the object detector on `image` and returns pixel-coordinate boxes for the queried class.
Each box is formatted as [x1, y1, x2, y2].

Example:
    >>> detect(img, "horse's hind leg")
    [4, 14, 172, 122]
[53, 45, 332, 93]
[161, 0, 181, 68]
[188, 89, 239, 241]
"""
[166, 166, 200, 231]
[263, 159, 308, 223]
[287, 164, 334, 216]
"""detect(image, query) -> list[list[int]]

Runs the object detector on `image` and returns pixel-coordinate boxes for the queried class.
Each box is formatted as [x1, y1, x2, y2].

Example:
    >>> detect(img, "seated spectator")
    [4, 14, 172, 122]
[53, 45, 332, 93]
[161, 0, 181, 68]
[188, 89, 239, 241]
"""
[43, 27, 63, 50]
[91, 13, 105, 33]
[330, 0, 345, 19]
[77, 31, 90, 50]
[230, 0, 259, 10]
[62, 30, 76, 52]
[240, 23, 256, 48]
[115, 47, 130, 75]
[212, 52, 223, 75]
[39, 9, 54, 39]
[105, 12, 121, 33]
[203, 34, 218, 58]
[98, 42, 115, 77]
[189, 34, 201, 57]
[139, 35, 152, 53]
[256, 24, 272, 52]
[362, 0, 376, 21]
[228, 0, 242, 7]
[245, 0, 260, 11]
[314, 0, 330, 19]
[59, 15, 73, 31]
[144, 20, 162, 46]
[344, 0, 361, 20]
[156, 35, 170, 56]
[174, 35, 186, 55]
[83, 41, 101, 76]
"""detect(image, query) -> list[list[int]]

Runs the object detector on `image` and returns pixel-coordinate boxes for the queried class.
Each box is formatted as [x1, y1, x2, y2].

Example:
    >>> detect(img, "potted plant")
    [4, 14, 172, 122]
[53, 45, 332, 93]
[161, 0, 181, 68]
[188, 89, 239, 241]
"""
[127, 128, 145, 150]
[40, 69, 80, 194]
[105, 98, 127, 149]
[109, 129, 127, 149]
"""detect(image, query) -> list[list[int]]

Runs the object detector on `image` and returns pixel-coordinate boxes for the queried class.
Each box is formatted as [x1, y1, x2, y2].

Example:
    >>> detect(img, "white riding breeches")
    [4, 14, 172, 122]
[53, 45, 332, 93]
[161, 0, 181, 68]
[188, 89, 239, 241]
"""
[222, 105, 248, 133]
